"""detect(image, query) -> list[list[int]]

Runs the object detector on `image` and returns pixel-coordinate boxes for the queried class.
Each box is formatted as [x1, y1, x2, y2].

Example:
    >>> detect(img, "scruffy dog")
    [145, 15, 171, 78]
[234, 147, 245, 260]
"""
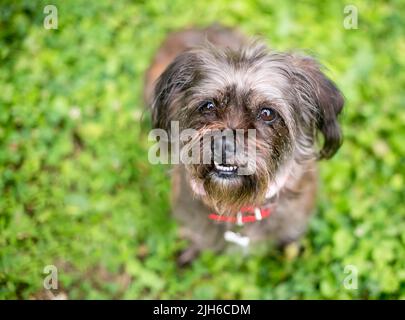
[144, 25, 344, 263]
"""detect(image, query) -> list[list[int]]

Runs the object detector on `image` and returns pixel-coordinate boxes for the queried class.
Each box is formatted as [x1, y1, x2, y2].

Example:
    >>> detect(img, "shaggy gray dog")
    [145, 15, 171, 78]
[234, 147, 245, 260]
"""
[145, 25, 344, 263]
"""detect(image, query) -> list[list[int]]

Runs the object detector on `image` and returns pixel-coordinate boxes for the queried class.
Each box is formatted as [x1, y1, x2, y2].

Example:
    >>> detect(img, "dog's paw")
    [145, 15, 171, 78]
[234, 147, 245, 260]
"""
[176, 246, 200, 267]
[283, 241, 302, 261]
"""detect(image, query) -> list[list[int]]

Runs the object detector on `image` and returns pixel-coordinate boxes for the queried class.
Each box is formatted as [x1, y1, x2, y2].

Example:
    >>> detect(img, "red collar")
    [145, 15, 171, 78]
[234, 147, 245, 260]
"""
[208, 206, 272, 224]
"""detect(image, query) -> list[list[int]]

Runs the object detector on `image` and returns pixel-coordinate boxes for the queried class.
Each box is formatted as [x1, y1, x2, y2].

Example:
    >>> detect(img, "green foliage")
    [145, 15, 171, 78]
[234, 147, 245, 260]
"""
[0, 0, 404, 299]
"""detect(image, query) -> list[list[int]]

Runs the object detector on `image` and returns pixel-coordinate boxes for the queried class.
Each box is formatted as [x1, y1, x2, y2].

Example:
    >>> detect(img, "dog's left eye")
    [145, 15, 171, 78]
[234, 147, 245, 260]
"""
[259, 108, 278, 123]
[199, 101, 215, 112]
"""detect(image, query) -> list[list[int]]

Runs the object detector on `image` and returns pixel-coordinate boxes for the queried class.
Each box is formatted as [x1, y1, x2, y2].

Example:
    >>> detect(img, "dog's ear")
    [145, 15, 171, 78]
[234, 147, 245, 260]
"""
[290, 55, 344, 159]
[151, 51, 199, 130]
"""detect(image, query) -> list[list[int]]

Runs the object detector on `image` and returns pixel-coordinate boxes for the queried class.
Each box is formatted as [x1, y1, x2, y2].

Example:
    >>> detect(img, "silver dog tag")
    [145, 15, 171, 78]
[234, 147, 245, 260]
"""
[224, 230, 250, 248]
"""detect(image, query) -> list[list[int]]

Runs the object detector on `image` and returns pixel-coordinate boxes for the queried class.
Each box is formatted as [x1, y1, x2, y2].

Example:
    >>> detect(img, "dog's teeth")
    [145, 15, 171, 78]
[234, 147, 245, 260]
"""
[214, 163, 238, 172]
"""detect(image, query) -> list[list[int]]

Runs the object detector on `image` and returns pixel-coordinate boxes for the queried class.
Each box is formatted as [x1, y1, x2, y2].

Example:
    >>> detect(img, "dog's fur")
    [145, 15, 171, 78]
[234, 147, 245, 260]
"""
[144, 25, 344, 262]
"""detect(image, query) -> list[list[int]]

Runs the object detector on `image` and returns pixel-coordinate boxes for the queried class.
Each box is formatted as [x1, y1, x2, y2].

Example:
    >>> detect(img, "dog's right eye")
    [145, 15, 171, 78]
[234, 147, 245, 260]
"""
[199, 101, 215, 112]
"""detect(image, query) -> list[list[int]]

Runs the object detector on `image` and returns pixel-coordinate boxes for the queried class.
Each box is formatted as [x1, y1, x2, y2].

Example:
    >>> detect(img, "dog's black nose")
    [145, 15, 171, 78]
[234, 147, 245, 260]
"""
[212, 132, 235, 163]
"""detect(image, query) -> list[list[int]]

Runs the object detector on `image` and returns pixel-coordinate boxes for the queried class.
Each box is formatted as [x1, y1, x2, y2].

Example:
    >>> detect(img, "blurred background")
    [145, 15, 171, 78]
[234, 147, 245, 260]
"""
[0, 0, 404, 299]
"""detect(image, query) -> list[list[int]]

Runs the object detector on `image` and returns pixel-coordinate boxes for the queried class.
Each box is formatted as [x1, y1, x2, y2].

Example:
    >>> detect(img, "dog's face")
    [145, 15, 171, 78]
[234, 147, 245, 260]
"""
[152, 42, 344, 214]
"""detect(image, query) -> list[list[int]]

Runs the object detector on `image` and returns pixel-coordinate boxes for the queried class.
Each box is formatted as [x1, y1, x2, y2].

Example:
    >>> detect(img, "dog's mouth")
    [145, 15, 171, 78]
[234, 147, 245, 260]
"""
[212, 161, 239, 178]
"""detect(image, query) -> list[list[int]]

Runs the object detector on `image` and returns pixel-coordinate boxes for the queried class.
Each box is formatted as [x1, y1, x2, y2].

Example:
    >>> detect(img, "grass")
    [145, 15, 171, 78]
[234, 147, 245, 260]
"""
[0, 0, 404, 299]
